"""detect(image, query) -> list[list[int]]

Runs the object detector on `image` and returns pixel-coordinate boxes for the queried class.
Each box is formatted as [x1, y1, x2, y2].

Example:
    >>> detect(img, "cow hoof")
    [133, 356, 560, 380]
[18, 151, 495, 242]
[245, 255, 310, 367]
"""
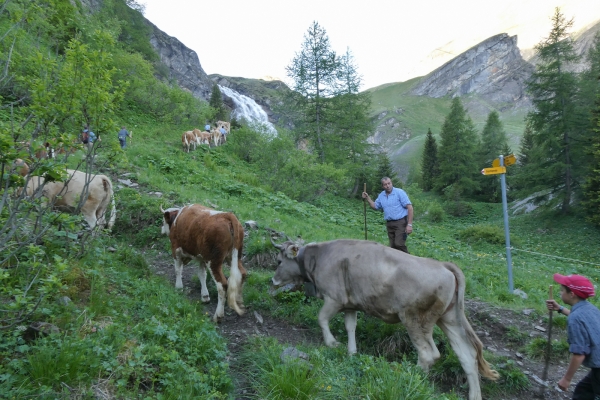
[325, 340, 340, 348]
[201, 295, 210, 303]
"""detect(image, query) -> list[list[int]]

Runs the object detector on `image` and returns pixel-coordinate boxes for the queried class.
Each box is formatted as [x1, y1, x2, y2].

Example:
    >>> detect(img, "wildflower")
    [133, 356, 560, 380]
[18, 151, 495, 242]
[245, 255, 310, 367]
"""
[326, 386, 331, 391]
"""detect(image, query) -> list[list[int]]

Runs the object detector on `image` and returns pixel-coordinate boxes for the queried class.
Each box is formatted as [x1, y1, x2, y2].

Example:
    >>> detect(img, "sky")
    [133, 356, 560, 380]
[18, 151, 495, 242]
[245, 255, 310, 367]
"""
[139, 0, 600, 90]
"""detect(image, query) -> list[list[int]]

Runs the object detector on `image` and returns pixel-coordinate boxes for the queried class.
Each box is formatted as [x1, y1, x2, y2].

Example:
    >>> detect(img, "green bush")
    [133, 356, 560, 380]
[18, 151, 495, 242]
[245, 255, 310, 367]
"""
[427, 202, 446, 222]
[458, 225, 506, 245]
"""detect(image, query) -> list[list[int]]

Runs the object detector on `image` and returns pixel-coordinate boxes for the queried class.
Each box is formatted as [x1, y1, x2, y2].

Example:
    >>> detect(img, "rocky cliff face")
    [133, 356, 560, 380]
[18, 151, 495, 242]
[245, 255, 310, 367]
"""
[146, 20, 214, 100]
[411, 33, 533, 106]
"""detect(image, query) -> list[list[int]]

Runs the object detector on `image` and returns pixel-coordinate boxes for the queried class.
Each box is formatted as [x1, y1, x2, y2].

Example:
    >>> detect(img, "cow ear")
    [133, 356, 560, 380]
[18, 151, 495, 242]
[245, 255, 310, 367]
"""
[285, 244, 299, 258]
[163, 211, 172, 225]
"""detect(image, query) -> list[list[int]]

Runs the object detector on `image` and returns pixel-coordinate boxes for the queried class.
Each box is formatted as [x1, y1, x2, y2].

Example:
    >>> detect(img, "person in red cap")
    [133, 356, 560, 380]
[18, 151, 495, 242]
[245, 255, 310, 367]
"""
[546, 273, 600, 398]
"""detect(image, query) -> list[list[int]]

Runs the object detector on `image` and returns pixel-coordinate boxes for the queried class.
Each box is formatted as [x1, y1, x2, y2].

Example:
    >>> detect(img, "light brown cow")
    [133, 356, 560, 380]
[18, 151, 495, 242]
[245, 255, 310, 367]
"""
[25, 169, 116, 230]
[192, 128, 210, 146]
[210, 128, 221, 147]
[161, 204, 247, 322]
[181, 131, 197, 152]
[271, 239, 499, 400]
[12, 159, 30, 177]
[216, 121, 230, 134]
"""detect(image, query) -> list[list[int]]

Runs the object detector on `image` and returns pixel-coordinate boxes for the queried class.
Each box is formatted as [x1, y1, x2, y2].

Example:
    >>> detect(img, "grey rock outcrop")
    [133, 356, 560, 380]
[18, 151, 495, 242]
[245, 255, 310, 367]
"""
[146, 21, 214, 100]
[411, 33, 533, 106]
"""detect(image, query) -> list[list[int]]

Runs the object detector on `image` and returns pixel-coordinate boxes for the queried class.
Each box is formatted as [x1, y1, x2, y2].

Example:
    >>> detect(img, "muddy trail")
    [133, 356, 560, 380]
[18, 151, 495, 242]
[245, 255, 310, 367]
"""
[148, 252, 580, 400]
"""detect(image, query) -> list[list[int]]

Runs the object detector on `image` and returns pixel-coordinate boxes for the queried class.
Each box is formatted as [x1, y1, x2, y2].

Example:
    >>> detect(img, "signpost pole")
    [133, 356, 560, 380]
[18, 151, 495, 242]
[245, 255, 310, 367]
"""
[499, 155, 514, 293]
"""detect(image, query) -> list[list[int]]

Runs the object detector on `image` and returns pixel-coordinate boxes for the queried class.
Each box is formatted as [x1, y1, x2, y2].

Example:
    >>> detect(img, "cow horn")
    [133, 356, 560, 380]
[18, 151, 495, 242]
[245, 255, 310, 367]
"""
[160, 204, 165, 213]
[270, 236, 284, 250]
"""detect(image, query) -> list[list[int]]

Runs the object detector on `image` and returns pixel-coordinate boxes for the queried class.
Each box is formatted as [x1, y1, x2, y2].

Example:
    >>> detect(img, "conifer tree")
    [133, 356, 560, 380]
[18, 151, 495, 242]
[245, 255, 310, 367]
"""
[421, 128, 439, 192]
[582, 93, 600, 226]
[526, 8, 581, 213]
[286, 21, 339, 163]
[435, 97, 479, 196]
[209, 84, 228, 121]
[477, 111, 508, 201]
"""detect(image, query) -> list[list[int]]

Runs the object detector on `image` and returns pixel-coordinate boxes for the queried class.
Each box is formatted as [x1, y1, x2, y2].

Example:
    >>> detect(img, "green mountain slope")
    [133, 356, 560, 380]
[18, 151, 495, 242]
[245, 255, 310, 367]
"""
[367, 79, 528, 182]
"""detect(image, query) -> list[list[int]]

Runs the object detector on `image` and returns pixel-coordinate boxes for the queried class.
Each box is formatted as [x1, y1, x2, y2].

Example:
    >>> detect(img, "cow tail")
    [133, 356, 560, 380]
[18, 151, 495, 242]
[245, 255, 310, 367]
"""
[226, 216, 244, 315]
[446, 263, 500, 381]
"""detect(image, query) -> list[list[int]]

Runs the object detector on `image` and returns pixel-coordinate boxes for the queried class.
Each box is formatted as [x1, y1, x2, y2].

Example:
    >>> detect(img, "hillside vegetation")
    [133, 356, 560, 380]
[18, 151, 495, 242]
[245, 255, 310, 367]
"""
[1, 1, 600, 399]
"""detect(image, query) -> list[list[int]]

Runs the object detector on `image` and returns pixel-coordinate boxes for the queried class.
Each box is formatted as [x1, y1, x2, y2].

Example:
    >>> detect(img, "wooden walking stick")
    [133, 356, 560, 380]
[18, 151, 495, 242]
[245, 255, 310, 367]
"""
[363, 183, 368, 240]
[539, 285, 554, 397]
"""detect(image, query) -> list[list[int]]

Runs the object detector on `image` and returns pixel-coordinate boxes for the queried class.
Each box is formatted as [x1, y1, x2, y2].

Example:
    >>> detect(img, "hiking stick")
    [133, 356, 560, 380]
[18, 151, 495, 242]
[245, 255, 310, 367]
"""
[363, 183, 367, 240]
[541, 285, 553, 394]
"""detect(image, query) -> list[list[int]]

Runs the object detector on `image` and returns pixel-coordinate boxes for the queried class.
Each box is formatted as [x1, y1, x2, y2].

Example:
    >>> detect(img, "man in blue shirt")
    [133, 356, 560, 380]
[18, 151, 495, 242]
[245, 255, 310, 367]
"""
[362, 177, 413, 253]
[546, 273, 600, 398]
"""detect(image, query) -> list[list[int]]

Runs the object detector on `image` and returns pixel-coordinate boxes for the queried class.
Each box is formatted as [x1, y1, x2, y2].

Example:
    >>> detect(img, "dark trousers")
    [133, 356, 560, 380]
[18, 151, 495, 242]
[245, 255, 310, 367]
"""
[386, 218, 409, 253]
[573, 368, 600, 400]
[119, 139, 126, 149]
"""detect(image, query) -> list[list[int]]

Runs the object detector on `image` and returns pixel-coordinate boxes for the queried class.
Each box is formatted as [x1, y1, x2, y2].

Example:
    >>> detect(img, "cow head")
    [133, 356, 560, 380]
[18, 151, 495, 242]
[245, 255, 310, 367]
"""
[270, 236, 303, 286]
[160, 206, 181, 235]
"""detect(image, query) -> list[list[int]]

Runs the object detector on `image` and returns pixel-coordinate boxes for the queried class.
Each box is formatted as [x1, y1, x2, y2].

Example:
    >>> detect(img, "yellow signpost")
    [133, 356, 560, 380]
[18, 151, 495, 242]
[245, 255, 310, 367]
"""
[481, 154, 516, 293]
[492, 154, 517, 167]
[481, 166, 506, 175]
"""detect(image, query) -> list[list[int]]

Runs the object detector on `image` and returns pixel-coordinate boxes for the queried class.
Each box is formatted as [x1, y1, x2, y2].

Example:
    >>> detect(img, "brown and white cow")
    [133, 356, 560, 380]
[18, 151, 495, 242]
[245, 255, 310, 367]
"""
[216, 120, 230, 134]
[25, 169, 116, 230]
[271, 239, 498, 400]
[161, 204, 247, 322]
[192, 128, 210, 146]
[181, 131, 197, 152]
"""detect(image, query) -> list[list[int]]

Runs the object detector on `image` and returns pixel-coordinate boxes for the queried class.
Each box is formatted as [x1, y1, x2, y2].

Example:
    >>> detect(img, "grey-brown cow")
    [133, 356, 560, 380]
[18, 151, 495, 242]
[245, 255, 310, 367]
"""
[271, 238, 498, 400]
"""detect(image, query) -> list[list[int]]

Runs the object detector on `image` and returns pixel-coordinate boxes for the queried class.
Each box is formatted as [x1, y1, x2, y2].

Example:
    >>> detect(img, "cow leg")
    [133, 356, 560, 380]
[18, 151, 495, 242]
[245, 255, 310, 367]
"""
[402, 313, 440, 372]
[236, 259, 247, 306]
[318, 296, 342, 348]
[207, 261, 228, 323]
[174, 248, 185, 289]
[344, 311, 358, 354]
[437, 317, 481, 400]
[197, 262, 210, 303]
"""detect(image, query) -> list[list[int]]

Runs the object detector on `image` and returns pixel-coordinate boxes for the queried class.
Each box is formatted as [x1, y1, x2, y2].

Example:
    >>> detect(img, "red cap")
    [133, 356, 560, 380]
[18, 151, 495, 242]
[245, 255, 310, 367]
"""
[553, 274, 595, 299]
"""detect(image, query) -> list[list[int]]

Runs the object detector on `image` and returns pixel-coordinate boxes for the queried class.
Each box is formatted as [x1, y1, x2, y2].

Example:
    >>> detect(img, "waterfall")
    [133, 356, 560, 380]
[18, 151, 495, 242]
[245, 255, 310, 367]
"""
[218, 85, 277, 135]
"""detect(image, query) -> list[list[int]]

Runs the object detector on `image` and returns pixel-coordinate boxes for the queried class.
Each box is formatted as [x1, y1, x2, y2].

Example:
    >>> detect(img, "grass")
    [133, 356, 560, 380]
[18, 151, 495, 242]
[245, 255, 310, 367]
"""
[3, 115, 600, 399]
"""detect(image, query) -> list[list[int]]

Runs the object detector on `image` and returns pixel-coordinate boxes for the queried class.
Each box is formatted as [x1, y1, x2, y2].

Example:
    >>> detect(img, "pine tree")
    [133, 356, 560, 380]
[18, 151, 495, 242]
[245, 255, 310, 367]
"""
[209, 84, 228, 121]
[421, 128, 439, 192]
[435, 97, 479, 196]
[328, 48, 374, 195]
[526, 8, 581, 213]
[477, 111, 509, 202]
[286, 21, 339, 163]
[582, 90, 600, 225]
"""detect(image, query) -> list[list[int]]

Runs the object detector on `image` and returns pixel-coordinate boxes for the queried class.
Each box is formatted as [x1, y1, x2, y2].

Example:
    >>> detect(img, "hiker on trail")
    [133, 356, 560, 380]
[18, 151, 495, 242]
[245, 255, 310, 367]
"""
[362, 177, 413, 253]
[118, 126, 131, 149]
[81, 126, 98, 150]
[205, 123, 211, 132]
[546, 273, 600, 397]
[219, 126, 226, 142]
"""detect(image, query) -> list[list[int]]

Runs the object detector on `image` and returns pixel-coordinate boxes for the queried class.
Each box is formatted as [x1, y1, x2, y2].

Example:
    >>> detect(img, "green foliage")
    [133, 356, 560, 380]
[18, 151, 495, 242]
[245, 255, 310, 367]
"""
[477, 111, 509, 202]
[209, 84, 228, 122]
[458, 225, 507, 245]
[426, 201, 446, 223]
[435, 97, 480, 196]
[525, 337, 570, 361]
[525, 8, 582, 213]
[421, 128, 440, 192]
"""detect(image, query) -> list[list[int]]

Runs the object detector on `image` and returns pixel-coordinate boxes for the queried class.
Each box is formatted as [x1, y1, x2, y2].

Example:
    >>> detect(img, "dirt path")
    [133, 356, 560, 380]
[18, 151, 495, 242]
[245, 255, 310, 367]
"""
[148, 251, 580, 400]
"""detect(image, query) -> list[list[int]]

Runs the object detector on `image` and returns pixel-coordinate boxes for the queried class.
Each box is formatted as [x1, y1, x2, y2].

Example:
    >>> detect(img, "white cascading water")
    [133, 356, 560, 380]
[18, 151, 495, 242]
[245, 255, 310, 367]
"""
[218, 85, 277, 135]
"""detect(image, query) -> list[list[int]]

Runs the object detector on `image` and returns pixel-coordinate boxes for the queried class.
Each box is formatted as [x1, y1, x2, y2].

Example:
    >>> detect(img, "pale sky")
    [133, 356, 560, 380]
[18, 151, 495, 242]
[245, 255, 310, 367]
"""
[140, 0, 599, 90]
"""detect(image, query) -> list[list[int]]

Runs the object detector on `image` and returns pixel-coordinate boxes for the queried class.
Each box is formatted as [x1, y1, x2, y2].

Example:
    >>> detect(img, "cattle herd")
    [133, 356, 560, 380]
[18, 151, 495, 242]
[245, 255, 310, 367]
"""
[182, 121, 230, 152]
[5, 119, 498, 400]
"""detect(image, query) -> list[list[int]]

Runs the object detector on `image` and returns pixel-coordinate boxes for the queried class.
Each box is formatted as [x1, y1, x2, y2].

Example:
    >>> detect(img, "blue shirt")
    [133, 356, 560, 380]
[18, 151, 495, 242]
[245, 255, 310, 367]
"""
[374, 187, 412, 221]
[567, 300, 600, 368]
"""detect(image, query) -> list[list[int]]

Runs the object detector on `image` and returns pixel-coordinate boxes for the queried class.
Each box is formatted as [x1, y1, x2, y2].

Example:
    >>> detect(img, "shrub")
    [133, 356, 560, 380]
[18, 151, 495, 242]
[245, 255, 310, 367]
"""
[458, 225, 506, 245]
[427, 202, 446, 223]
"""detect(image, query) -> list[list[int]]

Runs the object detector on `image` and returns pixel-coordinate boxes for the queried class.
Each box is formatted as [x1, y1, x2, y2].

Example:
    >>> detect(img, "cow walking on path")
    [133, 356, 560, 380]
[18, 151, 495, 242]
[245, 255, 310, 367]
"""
[271, 238, 499, 400]
[161, 204, 247, 322]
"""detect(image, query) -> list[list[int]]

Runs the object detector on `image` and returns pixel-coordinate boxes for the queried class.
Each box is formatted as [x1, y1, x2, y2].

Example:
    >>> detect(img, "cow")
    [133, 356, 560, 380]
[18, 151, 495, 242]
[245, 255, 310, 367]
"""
[216, 121, 230, 135]
[181, 131, 197, 152]
[192, 128, 210, 146]
[160, 204, 247, 322]
[210, 128, 221, 147]
[25, 169, 116, 230]
[270, 239, 499, 400]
